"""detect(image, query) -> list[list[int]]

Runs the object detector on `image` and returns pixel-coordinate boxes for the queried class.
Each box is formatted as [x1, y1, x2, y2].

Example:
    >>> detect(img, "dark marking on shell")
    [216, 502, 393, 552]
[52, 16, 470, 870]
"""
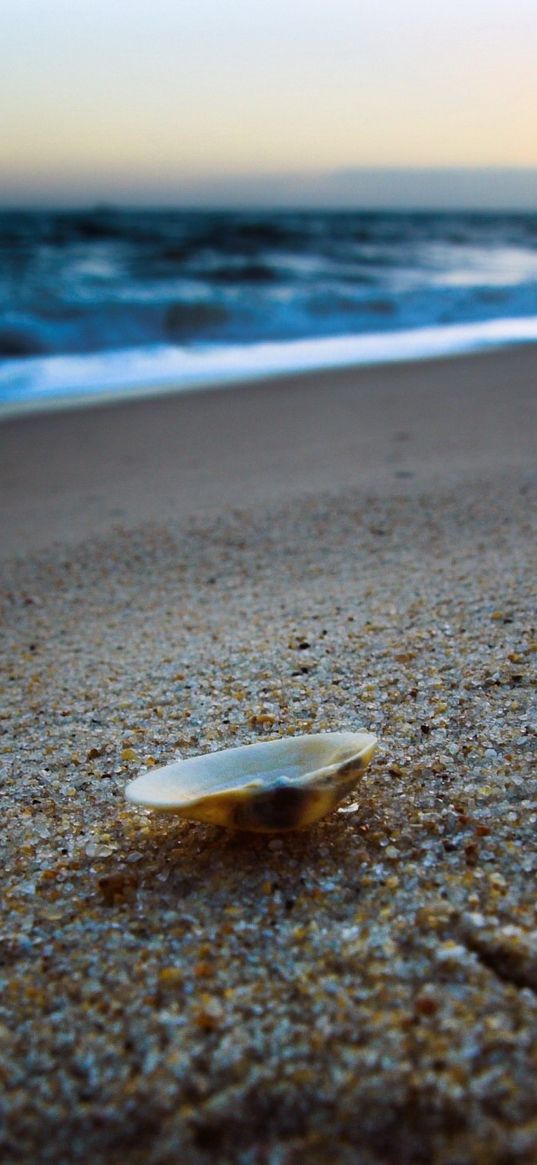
[232, 781, 312, 832]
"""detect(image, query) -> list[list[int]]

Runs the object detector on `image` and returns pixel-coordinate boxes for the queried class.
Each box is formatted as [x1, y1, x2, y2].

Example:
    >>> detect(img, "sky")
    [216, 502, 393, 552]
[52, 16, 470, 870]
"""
[2, 0, 537, 207]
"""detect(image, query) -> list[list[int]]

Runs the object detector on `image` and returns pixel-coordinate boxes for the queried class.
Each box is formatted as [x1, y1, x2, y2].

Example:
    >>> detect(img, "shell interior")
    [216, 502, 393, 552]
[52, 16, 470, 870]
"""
[125, 730, 378, 832]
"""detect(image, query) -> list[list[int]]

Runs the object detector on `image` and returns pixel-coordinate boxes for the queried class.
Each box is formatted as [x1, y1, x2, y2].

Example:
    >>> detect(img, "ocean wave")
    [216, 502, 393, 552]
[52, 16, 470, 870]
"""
[2, 316, 537, 416]
[2, 209, 537, 406]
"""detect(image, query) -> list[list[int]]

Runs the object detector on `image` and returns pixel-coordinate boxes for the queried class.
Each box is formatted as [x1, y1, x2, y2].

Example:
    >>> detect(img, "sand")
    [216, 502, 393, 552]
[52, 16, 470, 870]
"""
[1, 348, 536, 1164]
[1, 346, 536, 559]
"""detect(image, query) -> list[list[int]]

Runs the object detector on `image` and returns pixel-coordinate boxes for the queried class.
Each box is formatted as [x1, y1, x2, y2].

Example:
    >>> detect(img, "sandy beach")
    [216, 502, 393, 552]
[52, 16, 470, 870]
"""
[1, 347, 537, 1164]
[2, 345, 537, 559]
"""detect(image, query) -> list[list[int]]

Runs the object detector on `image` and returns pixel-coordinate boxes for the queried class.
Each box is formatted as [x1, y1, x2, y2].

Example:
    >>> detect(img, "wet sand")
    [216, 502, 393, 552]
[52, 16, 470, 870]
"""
[1, 346, 536, 559]
[1, 348, 537, 1164]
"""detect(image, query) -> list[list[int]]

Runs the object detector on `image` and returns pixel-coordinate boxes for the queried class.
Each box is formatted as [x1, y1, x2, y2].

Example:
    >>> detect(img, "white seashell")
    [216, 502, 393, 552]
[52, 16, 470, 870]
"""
[125, 730, 377, 832]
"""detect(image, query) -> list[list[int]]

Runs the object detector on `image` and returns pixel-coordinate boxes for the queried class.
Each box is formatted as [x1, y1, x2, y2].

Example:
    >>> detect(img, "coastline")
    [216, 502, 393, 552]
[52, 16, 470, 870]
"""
[1, 345, 537, 1164]
[2, 316, 537, 423]
[1, 345, 537, 560]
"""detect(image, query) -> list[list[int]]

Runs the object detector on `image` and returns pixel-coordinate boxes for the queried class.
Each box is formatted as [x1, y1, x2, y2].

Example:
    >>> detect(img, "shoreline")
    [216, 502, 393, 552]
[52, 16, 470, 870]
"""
[2, 319, 537, 423]
[1, 344, 537, 560]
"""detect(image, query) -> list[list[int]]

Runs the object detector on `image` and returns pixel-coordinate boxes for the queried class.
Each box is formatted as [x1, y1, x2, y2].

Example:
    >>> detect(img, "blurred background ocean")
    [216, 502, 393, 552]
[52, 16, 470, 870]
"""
[2, 208, 537, 410]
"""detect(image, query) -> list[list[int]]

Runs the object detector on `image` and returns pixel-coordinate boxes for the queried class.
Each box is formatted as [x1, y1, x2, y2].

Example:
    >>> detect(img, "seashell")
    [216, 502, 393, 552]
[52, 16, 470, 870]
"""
[125, 730, 377, 832]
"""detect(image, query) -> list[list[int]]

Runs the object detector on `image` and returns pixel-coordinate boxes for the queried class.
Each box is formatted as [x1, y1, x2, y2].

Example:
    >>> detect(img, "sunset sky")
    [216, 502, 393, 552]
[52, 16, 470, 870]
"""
[2, 0, 537, 206]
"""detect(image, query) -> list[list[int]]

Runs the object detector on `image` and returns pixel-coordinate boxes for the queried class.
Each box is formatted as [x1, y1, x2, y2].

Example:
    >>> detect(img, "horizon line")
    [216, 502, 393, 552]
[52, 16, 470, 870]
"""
[2, 164, 537, 212]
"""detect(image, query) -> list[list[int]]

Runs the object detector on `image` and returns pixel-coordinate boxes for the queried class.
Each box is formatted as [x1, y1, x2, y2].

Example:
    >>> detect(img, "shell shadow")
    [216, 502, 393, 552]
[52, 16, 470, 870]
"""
[115, 805, 377, 923]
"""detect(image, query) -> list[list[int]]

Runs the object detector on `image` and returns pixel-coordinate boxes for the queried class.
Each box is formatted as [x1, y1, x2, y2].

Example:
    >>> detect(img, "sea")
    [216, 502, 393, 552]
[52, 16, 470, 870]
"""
[1, 208, 537, 413]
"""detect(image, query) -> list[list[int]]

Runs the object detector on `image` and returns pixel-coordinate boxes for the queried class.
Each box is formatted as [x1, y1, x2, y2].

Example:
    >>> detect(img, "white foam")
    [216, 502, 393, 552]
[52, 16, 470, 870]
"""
[1, 316, 537, 417]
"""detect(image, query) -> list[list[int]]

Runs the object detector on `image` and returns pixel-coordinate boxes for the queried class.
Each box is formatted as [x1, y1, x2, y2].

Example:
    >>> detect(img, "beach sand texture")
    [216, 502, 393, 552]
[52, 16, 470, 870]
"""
[1, 349, 537, 1164]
